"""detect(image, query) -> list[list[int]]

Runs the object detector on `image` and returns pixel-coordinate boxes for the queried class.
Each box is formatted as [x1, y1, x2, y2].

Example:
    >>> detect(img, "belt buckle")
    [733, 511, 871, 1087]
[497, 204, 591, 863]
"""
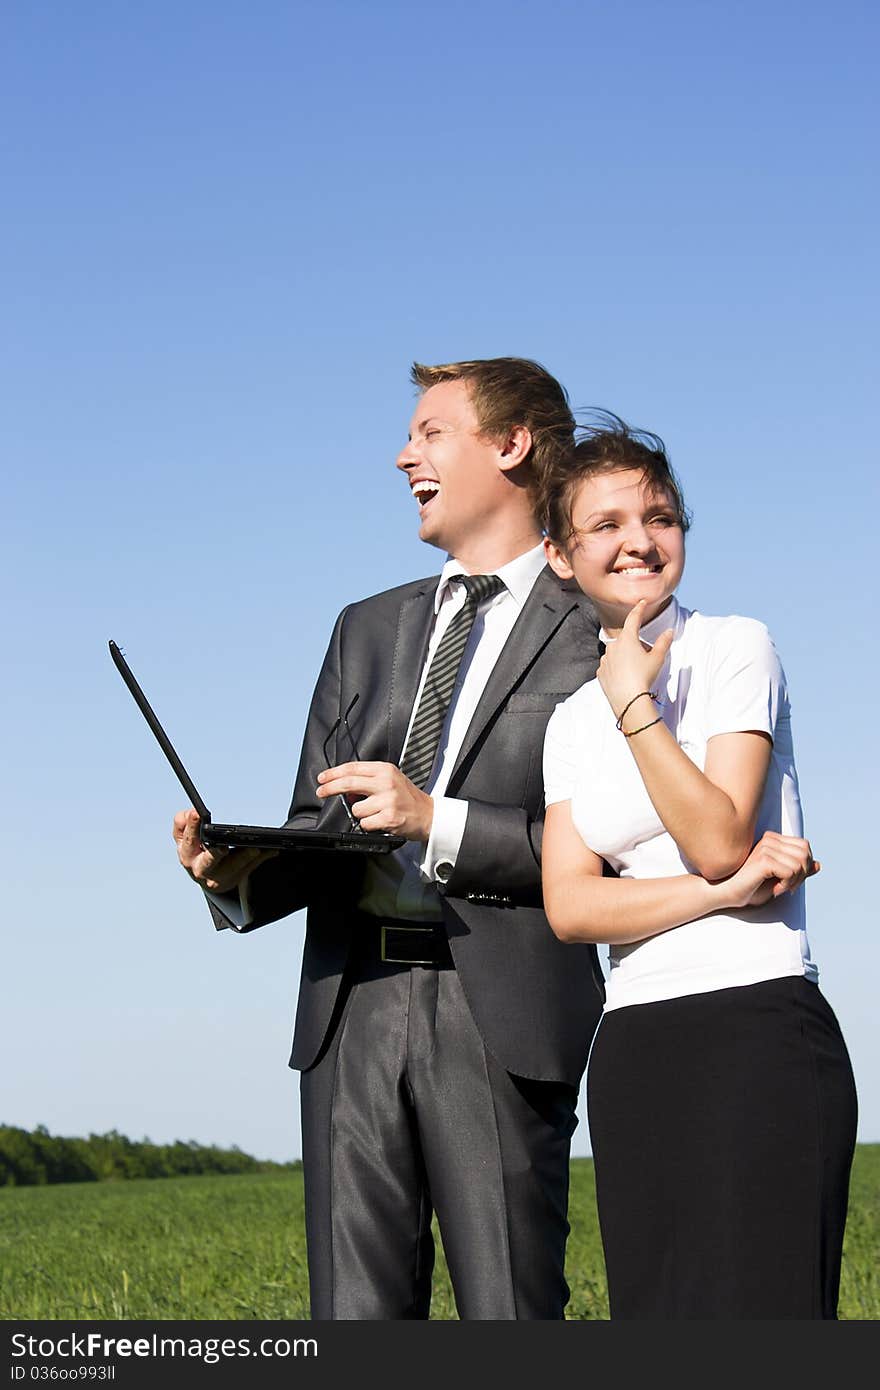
[380, 924, 437, 966]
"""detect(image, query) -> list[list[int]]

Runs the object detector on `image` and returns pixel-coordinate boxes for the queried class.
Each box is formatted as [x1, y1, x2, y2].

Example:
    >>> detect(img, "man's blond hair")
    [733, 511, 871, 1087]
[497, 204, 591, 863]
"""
[410, 358, 575, 503]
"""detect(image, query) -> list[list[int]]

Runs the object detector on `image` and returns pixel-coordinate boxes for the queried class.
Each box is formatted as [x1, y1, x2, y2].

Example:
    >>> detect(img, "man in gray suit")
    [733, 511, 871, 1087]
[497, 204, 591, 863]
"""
[174, 358, 605, 1319]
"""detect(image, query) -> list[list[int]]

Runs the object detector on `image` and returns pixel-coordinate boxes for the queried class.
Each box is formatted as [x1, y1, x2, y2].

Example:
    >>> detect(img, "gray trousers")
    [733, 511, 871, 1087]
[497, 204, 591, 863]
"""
[299, 949, 579, 1320]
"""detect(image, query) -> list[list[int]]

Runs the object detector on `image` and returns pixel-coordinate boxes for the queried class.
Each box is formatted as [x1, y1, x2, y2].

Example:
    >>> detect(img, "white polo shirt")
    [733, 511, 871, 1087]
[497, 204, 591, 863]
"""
[543, 596, 818, 1011]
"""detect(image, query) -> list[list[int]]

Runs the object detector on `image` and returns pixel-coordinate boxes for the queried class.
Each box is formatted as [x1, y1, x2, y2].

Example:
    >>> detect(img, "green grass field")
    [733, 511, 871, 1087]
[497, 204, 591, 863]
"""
[1, 1148, 877, 1320]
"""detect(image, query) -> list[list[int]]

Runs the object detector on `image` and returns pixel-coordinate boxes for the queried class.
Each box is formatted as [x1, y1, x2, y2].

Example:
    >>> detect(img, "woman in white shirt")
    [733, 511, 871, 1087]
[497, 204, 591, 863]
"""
[540, 415, 857, 1320]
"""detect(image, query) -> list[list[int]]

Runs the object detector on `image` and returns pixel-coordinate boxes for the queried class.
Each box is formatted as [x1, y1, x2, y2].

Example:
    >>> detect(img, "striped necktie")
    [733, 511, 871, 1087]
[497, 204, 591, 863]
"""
[400, 573, 506, 789]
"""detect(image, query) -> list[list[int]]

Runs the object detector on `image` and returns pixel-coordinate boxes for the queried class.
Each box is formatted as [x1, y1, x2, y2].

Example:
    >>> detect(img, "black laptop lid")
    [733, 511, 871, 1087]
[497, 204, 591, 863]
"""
[109, 640, 210, 821]
[108, 640, 405, 853]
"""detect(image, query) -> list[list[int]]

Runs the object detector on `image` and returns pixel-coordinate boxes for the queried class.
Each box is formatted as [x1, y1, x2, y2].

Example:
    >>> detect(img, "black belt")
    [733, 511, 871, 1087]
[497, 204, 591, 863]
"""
[355, 915, 453, 968]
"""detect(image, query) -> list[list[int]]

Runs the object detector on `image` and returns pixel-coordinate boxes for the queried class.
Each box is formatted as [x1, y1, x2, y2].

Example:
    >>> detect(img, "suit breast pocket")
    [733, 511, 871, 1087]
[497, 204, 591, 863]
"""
[504, 692, 571, 714]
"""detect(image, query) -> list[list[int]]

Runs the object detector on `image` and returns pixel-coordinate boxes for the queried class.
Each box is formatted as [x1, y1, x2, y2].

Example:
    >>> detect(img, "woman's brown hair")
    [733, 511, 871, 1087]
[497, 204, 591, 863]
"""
[539, 410, 691, 546]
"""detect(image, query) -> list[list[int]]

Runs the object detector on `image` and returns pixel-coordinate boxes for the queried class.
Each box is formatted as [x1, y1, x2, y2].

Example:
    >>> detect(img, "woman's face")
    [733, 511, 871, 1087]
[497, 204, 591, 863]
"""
[544, 467, 685, 632]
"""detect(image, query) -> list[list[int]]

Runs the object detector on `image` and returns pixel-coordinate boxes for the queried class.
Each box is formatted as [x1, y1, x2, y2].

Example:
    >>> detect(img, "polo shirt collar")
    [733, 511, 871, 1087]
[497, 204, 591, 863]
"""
[434, 542, 546, 615]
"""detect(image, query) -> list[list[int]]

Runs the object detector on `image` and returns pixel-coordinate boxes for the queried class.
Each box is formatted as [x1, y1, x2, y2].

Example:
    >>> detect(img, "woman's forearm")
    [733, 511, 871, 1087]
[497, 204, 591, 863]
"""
[544, 865, 727, 945]
[616, 710, 762, 878]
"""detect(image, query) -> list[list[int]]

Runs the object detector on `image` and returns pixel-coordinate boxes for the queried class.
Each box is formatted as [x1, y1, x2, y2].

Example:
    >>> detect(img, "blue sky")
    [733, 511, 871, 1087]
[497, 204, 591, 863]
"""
[2, 0, 877, 1163]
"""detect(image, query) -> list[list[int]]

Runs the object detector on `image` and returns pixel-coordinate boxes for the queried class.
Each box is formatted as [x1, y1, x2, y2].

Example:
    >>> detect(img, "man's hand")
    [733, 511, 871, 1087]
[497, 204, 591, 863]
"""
[316, 762, 434, 841]
[715, 830, 820, 911]
[598, 598, 674, 727]
[173, 808, 277, 894]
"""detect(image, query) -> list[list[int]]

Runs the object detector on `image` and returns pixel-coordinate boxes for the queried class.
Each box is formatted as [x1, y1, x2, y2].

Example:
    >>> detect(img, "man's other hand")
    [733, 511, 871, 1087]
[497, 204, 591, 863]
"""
[173, 808, 277, 894]
[315, 762, 434, 841]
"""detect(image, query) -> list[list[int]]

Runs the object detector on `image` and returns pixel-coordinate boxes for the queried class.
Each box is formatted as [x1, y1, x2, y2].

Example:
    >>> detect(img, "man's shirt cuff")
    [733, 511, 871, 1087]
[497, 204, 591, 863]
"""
[419, 796, 468, 885]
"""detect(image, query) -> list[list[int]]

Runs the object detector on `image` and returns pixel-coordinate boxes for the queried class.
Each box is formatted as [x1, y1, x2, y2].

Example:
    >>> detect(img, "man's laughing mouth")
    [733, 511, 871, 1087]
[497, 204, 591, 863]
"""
[411, 479, 441, 512]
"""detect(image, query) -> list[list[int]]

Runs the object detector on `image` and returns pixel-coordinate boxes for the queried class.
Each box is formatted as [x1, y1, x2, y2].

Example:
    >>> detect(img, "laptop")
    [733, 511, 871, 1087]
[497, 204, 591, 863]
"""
[109, 640, 405, 854]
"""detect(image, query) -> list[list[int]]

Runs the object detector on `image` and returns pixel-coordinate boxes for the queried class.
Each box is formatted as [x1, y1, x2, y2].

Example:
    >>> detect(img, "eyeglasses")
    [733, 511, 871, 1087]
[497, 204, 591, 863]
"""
[322, 692, 364, 833]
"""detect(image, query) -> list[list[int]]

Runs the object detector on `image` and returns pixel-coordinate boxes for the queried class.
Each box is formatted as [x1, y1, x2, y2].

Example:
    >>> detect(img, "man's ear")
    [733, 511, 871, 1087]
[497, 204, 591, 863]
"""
[496, 425, 533, 473]
[543, 535, 575, 580]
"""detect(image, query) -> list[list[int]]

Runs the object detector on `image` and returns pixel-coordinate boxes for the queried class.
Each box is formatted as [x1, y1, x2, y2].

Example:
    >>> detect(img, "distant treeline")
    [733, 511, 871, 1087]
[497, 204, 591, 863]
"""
[0, 1125, 298, 1188]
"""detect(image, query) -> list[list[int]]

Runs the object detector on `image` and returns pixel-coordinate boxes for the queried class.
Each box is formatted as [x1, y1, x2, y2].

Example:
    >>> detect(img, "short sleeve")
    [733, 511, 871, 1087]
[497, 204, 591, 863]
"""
[543, 699, 580, 807]
[703, 618, 787, 742]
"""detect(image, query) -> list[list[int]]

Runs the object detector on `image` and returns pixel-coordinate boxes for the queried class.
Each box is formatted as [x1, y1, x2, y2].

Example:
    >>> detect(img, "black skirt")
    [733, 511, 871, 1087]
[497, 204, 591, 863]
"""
[587, 975, 858, 1319]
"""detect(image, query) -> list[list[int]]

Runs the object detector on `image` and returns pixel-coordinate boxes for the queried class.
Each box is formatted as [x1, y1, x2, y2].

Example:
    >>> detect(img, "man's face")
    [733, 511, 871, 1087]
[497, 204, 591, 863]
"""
[396, 379, 511, 556]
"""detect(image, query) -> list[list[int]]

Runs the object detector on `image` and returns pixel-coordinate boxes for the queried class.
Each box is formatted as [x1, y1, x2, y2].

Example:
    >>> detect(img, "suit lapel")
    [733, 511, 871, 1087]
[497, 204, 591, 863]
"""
[448, 566, 586, 783]
[386, 582, 438, 761]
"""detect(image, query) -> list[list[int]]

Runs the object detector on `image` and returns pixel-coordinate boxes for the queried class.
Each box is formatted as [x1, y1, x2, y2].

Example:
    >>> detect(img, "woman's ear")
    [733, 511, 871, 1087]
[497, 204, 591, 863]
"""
[543, 535, 575, 580]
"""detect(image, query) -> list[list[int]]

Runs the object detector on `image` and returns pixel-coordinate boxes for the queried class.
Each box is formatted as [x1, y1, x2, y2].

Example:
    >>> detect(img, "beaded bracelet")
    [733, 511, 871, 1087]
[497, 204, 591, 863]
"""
[623, 715, 663, 738]
[615, 690, 659, 732]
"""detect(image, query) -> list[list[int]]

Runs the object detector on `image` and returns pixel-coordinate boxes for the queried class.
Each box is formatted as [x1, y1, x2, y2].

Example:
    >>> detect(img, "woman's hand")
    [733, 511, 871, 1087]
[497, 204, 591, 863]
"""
[598, 599, 675, 729]
[714, 830, 820, 910]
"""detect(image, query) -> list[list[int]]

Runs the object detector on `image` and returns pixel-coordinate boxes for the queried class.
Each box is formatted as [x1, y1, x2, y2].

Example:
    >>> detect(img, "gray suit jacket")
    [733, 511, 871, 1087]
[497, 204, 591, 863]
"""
[208, 564, 605, 1087]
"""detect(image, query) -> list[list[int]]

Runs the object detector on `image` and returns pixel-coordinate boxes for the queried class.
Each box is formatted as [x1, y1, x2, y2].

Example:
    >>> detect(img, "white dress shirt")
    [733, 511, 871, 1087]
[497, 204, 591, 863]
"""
[213, 543, 548, 929]
[543, 596, 818, 1010]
